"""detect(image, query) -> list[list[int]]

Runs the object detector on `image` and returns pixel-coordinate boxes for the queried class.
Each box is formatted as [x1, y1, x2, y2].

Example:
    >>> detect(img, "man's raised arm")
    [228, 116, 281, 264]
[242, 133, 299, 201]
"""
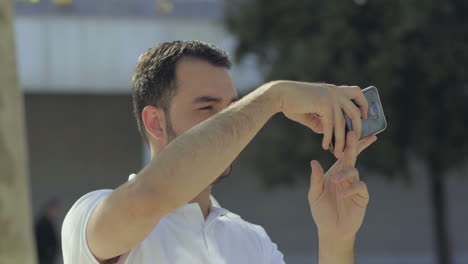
[86, 82, 279, 261]
[85, 81, 368, 261]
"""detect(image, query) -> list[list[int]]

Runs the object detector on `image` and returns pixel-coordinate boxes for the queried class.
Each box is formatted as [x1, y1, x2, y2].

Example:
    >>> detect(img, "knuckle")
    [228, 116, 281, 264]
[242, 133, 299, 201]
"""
[321, 91, 332, 102]
[329, 94, 339, 104]
[352, 168, 359, 176]
[351, 108, 361, 120]
[340, 170, 349, 178]
[362, 96, 369, 105]
[360, 181, 367, 189]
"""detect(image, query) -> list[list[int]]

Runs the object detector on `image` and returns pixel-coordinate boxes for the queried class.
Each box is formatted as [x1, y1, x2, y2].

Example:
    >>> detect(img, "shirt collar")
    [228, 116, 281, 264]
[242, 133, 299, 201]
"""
[166, 195, 234, 230]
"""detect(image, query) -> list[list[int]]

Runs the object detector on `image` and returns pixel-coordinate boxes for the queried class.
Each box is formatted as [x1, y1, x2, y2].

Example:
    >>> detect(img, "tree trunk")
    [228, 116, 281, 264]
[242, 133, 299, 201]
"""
[429, 157, 452, 264]
[0, 0, 38, 263]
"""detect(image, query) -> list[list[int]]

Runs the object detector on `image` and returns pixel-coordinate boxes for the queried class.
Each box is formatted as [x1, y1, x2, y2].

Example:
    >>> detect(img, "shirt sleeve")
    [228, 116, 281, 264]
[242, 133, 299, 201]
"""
[256, 225, 286, 264]
[61, 190, 113, 264]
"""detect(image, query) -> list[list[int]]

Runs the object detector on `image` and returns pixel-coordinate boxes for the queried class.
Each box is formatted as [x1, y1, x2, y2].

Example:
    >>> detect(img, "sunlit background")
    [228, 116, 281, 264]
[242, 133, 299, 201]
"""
[8, 0, 468, 263]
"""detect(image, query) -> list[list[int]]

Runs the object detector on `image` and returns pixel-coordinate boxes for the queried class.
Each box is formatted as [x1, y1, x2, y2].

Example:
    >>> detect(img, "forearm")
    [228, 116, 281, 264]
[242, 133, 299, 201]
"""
[318, 235, 355, 264]
[138, 82, 281, 214]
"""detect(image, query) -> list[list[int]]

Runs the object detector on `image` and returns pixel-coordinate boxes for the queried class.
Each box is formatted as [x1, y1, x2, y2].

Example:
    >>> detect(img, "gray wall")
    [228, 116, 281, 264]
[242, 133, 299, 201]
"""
[25, 94, 468, 264]
[26, 94, 142, 222]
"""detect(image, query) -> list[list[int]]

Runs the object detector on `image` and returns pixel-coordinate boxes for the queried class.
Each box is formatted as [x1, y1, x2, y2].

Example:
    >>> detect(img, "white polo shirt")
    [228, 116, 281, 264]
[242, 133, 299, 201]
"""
[62, 175, 285, 264]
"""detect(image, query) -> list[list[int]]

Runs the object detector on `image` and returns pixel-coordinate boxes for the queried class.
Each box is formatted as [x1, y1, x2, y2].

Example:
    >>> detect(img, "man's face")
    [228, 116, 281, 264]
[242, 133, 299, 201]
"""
[163, 58, 238, 184]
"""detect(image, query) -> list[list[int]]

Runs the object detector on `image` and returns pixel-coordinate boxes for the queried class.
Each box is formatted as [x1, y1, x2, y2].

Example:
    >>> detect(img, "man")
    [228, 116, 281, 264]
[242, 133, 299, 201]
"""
[35, 198, 60, 264]
[62, 40, 377, 264]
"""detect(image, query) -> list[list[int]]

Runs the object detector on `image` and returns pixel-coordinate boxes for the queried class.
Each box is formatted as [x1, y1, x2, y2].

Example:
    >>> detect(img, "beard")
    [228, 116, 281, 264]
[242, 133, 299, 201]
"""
[164, 110, 178, 142]
[164, 111, 233, 185]
[210, 164, 233, 185]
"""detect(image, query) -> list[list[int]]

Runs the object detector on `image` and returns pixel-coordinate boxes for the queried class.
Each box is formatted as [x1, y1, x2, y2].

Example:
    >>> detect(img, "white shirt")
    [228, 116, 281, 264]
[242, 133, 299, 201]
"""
[62, 175, 285, 264]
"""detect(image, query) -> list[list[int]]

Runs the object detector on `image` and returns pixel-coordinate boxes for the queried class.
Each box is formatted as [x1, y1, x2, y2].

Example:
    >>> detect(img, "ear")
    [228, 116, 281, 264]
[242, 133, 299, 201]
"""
[142, 106, 166, 142]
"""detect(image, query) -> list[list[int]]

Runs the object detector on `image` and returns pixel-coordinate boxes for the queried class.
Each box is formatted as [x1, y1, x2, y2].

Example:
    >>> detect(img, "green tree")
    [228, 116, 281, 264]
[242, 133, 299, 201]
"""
[0, 0, 37, 263]
[225, 0, 468, 263]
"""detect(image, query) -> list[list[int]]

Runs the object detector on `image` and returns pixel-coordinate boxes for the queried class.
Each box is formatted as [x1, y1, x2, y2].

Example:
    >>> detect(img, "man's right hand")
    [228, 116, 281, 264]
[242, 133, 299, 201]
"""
[269, 81, 369, 158]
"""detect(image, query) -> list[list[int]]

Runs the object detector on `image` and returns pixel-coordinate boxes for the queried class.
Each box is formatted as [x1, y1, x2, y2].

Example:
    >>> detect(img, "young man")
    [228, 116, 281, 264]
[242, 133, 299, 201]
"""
[62, 40, 377, 264]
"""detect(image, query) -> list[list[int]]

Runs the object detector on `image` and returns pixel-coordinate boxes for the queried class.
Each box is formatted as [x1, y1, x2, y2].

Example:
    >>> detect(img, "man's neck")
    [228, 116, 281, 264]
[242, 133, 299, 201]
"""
[150, 150, 213, 219]
[188, 186, 212, 220]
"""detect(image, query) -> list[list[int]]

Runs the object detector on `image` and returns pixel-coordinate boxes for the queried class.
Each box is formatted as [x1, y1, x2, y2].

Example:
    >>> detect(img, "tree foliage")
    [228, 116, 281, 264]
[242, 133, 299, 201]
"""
[225, 0, 468, 185]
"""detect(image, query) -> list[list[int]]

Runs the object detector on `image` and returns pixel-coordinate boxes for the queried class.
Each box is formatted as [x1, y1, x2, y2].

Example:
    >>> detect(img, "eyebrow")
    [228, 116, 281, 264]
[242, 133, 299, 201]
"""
[193, 96, 239, 104]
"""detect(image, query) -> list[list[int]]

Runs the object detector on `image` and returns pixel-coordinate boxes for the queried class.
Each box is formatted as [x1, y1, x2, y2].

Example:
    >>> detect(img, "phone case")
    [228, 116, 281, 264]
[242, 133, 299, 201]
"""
[345, 86, 387, 139]
[329, 86, 387, 153]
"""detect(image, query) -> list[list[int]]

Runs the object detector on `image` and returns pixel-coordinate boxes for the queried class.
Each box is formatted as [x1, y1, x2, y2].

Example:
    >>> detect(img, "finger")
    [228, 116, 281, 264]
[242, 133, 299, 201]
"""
[333, 104, 345, 158]
[340, 97, 362, 140]
[302, 113, 323, 134]
[341, 86, 369, 119]
[340, 181, 369, 199]
[331, 168, 359, 184]
[351, 194, 369, 208]
[309, 160, 325, 203]
[341, 131, 358, 168]
[321, 106, 334, 150]
[310, 114, 323, 133]
[357, 135, 378, 154]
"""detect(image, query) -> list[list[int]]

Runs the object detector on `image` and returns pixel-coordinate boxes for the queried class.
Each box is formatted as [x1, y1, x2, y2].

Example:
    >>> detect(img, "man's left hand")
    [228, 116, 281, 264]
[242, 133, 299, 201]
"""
[308, 131, 377, 240]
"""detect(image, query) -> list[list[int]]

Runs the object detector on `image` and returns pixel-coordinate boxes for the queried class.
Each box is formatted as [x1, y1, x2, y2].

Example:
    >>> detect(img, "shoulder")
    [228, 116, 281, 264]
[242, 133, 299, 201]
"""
[61, 190, 113, 264]
[62, 189, 113, 233]
[221, 212, 271, 242]
[220, 212, 284, 263]
[63, 190, 113, 225]
[71, 189, 113, 209]
[226, 213, 284, 264]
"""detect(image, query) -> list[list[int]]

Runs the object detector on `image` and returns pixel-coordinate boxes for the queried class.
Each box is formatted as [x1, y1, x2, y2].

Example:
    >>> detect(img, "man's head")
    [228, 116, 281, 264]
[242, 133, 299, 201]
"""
[132, 40, 238, 184]
[41, 198, 60, 219]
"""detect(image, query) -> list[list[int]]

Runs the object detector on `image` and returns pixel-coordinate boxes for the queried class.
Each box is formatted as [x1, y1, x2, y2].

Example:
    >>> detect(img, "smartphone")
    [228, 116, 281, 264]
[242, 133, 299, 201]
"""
[330, 86, 387, 153]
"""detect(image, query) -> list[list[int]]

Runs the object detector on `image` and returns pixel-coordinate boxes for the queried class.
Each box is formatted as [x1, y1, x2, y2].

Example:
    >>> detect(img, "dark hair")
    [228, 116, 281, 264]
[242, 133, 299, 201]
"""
[132, 40, 232, 142]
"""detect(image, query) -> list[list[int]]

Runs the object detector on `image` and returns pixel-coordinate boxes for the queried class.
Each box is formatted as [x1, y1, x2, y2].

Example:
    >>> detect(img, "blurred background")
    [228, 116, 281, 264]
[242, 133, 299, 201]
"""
[2, 0, 468, 263]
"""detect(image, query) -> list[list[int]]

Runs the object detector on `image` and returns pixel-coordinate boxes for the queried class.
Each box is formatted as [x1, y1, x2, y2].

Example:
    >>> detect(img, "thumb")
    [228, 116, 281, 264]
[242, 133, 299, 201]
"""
[309, 160, 325, 203]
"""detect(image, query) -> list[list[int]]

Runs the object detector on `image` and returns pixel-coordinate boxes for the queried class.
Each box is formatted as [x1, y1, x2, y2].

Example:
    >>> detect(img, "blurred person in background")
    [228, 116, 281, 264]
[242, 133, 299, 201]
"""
[62, 40, 377, 264]
[35, 198, 60, 264]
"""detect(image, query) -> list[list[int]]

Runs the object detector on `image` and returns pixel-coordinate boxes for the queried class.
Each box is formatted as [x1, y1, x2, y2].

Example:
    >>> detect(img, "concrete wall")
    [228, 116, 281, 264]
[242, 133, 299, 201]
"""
[25, 94, 142, 222]
[25, 94, 468, 264]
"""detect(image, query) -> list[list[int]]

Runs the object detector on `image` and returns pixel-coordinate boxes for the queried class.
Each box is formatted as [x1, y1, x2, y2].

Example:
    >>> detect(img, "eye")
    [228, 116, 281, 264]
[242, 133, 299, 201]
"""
[199, 106, 213, 110]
